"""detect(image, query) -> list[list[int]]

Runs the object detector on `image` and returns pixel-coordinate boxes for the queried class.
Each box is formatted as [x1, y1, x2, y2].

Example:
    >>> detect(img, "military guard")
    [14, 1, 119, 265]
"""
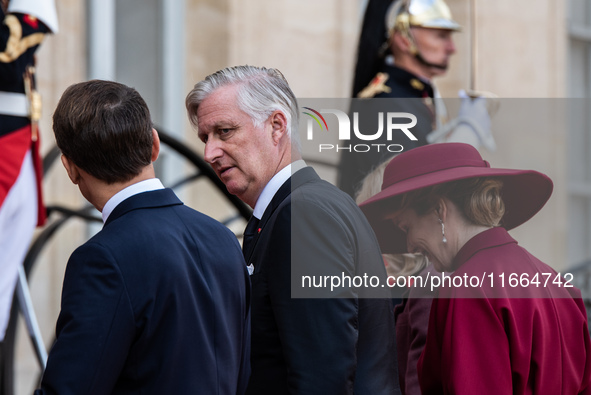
[338, 0, 494, 198]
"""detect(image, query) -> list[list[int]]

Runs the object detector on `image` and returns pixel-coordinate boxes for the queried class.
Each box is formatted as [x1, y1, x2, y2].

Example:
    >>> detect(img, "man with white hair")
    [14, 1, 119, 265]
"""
[186, 65, 400, 394]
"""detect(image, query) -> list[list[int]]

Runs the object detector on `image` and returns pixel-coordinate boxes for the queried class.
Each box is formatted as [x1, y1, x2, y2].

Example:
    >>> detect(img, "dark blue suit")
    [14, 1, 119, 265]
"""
[37, 188, 250, 395]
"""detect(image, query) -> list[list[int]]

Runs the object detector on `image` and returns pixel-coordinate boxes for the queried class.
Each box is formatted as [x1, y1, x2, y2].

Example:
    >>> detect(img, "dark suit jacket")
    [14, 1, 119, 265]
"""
[37, 188, 250, 395]
[245, 167, 399, 394]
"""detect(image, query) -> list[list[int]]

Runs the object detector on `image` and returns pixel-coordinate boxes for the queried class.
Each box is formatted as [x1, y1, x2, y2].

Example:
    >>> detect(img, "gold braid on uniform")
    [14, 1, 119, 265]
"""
[357, 72, 392, 99]
[0, 14, 45, 63]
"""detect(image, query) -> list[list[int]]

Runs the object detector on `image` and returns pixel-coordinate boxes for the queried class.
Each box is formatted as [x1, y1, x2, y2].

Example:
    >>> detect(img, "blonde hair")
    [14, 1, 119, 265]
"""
[399, 178, 505, 227]
[356, 159, 429, 278]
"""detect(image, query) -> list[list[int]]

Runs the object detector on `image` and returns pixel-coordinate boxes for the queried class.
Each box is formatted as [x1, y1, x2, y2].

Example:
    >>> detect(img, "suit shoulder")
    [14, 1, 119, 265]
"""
[97, 204, 241, 257]
[292, 180, 361, 230]
[293, 178, 357, 208]
[71, 236, 114, 258]
[175, 204, 236, 232]
[64, 240, 122, 283]
[118, 202, 234, 235]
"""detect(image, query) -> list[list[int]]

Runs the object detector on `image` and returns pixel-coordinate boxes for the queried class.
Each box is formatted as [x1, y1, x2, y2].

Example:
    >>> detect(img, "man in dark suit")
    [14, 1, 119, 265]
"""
[186, 66, 400, 394]
[36, 80, 250, 395]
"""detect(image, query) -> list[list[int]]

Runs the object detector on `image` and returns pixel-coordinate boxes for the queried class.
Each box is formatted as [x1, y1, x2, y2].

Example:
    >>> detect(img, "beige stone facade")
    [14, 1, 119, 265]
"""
[12, 0, 571, 393]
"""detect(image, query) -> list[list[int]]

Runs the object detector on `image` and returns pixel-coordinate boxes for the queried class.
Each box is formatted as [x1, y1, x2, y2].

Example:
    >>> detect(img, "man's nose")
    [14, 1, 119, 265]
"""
[203, 139, 223, 164]
[447, 37, 456, 54]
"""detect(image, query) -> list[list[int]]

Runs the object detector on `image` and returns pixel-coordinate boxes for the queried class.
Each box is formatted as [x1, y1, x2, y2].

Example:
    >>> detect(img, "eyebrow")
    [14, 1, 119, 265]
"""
[200, 118, 240, 132]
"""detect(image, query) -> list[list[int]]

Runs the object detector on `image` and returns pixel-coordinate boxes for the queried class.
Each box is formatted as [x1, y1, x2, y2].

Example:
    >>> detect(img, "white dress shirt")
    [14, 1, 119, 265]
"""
[101, 178, 165, 223]
[252, 160, 306, 220]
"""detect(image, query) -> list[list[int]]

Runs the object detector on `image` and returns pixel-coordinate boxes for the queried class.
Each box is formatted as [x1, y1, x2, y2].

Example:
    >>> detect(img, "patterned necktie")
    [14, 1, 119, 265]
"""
[242, 216, 260, 258]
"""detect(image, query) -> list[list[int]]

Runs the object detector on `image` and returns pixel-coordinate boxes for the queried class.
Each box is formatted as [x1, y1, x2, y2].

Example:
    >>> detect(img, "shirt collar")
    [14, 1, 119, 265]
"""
[102, 178, 165, 223]
[252, 160, 307, 219]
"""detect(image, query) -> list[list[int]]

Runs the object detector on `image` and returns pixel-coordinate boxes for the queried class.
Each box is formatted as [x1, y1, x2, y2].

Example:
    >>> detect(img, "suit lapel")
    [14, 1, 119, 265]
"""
[104, 188, 183, 227]
[243, 178, 290, 263]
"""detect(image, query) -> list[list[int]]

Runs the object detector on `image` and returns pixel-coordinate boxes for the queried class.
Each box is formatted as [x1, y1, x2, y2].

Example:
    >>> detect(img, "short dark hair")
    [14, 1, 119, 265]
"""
[53, 80, 154, 184]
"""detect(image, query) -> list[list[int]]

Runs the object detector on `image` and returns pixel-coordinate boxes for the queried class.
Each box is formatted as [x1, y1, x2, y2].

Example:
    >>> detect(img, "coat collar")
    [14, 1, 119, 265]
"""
[382, 63, 435, 98]
[258, 166, 318, 226]
[451, 227, 517, 271]
[104, 188, 183, 227]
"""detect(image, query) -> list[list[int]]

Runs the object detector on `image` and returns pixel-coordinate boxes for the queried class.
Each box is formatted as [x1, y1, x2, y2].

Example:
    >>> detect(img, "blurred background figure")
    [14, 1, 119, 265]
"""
[355, 159, 429, 283]
[355, 159, 433, 395]
[0, 0, 57, 387]
[338, 0, 496, 198]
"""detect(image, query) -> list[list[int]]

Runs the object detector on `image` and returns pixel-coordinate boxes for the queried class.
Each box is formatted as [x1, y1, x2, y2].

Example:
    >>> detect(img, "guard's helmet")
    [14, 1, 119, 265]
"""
[387, 0, 461, 36]
[351, 0, 460, 96]
[7, 0, 59, 33]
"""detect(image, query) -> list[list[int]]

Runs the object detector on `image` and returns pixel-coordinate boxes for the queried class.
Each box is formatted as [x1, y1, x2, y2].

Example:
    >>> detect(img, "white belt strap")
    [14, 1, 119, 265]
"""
[0, 92, 29, 117]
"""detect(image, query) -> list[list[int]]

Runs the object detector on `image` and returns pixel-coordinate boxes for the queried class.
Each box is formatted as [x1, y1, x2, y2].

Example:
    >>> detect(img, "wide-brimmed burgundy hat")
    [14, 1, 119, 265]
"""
[359, 143, 553, 254]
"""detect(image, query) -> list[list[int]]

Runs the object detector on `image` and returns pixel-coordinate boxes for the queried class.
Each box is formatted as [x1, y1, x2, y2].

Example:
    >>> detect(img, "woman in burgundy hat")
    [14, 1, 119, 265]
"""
[360, 143, 591, 394]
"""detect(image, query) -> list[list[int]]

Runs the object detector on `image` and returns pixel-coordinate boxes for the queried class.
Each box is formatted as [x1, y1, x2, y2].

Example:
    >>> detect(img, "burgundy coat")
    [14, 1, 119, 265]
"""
[418, 227, 591, 394]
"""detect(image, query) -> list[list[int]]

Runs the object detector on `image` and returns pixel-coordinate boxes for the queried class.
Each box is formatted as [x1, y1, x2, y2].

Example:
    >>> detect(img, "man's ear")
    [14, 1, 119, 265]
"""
[151, 128, 160, 162]
[60, 155, 80, 185]
[269, 111, 289, 145]
[392, 30, 415, 55]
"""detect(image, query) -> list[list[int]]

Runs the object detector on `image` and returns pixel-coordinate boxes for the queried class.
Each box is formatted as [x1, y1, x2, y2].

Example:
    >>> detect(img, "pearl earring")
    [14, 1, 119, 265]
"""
[438, 218, 447, 244]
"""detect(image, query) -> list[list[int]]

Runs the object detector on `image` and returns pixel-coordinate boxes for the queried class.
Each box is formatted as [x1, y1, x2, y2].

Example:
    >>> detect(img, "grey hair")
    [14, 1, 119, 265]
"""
[186, 65, 301, 153]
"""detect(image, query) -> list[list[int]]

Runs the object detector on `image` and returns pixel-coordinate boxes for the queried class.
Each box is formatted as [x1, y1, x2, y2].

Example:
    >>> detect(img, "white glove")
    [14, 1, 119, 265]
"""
[447, 90, 496, 151]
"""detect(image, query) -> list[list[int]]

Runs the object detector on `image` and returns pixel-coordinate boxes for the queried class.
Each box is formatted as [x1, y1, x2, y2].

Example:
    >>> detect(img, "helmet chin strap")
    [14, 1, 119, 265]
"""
[406, 28, 448, 71]
[415, 52, 448, 70]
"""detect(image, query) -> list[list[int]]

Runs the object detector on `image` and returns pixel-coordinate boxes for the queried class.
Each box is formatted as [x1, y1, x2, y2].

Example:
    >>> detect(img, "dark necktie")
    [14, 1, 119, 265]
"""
[242, 216, 260, 258]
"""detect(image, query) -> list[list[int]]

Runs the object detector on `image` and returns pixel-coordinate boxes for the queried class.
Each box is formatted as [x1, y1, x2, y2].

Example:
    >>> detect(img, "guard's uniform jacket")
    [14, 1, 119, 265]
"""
[0, 6, 50, 225]
[337, 63, 438, 198]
